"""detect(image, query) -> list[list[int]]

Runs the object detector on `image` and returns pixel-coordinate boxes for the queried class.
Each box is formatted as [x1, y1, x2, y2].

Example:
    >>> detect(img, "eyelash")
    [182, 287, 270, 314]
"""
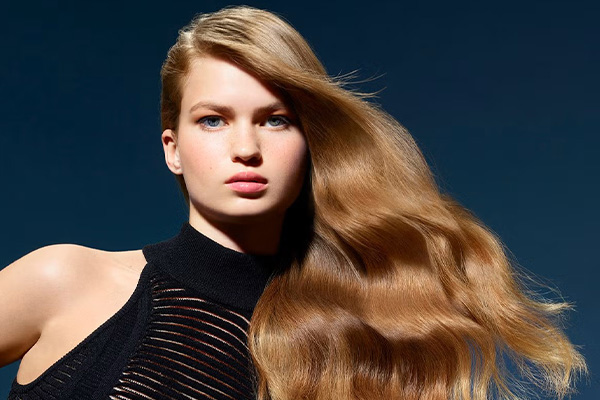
[196, 115, 292, 130]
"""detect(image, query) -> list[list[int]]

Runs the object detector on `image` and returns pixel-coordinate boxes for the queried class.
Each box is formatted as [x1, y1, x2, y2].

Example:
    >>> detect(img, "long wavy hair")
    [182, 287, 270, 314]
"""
[160, 5, 586, 399]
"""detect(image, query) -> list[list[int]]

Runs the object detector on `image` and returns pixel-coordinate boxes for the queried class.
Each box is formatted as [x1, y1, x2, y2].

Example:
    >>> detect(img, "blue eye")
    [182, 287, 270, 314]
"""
[197, 115, 291, 130]
[266, 115, 290, 127]
[198, 116, 224, 128]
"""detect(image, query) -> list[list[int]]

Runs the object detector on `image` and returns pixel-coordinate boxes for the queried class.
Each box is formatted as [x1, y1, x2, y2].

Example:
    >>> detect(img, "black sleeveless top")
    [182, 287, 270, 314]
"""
[8, 222, 285, 400]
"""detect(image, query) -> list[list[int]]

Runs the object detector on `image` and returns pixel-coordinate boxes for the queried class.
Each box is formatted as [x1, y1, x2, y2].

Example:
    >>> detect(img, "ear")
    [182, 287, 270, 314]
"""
[162, 129, 183, 175]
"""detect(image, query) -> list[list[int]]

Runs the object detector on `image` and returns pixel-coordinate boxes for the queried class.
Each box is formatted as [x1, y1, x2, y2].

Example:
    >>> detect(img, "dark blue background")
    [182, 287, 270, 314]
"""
[1, 0, 598, 398]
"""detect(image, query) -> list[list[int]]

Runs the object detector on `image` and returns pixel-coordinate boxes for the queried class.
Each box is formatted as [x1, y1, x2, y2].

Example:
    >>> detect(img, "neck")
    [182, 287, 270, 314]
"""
[142, 222, 286, 311]
[189, 211, 285, 255]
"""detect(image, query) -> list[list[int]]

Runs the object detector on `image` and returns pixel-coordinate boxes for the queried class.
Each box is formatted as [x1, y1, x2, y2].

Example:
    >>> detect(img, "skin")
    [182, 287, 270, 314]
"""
[162, 56, 308, 254]
[0, 245, 147, 384]
[0, 55, 308, 384]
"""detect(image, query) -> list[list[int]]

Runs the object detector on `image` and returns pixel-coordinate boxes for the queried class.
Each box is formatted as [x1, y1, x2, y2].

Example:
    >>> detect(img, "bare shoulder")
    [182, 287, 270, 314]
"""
[2, 243, 146, 292]
[0, 243, 147, 367]
[1, 244, 95, 296]
[0, 244, 147, 325]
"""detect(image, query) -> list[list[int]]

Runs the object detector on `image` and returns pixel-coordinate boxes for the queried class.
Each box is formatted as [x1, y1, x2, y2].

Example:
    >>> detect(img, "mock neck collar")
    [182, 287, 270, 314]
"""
[142, 222, 287, 311]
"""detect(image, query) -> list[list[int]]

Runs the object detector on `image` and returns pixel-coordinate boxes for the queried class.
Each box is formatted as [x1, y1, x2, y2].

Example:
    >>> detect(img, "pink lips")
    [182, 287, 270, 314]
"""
[225, 171, 268, 193]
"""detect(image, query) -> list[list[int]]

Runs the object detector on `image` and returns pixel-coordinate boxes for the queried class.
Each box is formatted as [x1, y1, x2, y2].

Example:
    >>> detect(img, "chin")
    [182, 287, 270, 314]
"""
[198, 206, 286, 226]
[190, 196, 293, 225]
[226, 208, 287, 224]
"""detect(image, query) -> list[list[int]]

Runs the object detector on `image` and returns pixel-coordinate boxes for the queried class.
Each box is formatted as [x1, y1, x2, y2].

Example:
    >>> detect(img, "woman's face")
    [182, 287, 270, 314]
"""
[162, 56, 309, 228]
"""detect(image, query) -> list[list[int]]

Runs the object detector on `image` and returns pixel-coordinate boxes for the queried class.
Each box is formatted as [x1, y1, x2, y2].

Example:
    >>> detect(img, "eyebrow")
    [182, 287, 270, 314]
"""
[189, 100, 289, 115]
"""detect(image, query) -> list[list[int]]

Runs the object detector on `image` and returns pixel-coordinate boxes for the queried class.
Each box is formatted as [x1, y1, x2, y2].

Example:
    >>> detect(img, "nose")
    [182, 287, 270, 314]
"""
[230, 123, 262, 164]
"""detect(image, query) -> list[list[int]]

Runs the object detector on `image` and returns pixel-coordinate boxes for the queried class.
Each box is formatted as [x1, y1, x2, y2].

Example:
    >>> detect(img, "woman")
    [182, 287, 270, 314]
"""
[0, 5, 586, 400]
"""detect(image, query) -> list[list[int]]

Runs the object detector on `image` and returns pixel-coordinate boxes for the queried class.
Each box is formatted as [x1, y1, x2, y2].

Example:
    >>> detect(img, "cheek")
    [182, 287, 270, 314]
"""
[296, 138, 309, 171]
[280, 137, 309, 179]
[179, 140, 219, 175]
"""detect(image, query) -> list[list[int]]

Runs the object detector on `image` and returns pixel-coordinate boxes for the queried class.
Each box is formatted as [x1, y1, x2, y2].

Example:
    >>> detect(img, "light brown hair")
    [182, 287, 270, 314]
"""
[160, 5, 586, 399]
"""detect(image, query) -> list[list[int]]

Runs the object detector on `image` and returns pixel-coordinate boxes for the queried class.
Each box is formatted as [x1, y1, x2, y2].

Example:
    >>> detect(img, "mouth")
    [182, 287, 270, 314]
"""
[225, 171, 268, 193]
[225, 171, 268, 184]
[226, 180, 268, 193]
[232, 179, 266, 183]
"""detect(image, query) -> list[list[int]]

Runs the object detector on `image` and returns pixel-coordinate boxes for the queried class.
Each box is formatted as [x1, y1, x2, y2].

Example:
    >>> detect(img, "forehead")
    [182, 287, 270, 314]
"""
[181, 56, 286, 107]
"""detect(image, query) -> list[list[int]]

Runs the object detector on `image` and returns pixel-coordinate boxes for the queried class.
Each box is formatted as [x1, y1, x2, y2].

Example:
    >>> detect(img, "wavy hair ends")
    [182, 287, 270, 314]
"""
[159, 5, 586, 400]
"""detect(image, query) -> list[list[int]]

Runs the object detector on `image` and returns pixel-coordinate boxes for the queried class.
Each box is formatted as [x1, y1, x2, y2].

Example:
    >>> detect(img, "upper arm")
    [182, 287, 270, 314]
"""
[0, 244, 81, 367]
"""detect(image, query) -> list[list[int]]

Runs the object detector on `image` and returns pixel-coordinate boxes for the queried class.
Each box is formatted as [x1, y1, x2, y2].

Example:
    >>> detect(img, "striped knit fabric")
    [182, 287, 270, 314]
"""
[8, 222, 285, 400]
[110, 273, 256, 400]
